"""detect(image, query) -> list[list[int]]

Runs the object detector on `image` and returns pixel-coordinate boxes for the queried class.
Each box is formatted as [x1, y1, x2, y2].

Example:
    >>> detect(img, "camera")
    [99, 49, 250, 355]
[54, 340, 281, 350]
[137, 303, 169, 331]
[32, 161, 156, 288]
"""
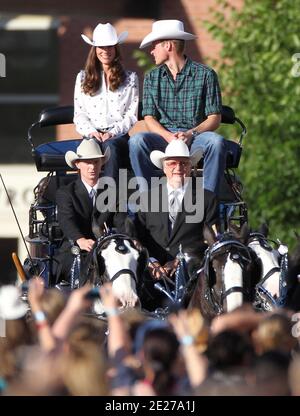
[85, 287, 101, 300]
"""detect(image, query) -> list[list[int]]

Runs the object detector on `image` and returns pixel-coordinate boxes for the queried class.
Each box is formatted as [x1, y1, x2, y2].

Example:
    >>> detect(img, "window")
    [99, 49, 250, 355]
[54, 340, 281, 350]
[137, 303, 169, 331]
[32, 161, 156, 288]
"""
[0, 15, 59, 163]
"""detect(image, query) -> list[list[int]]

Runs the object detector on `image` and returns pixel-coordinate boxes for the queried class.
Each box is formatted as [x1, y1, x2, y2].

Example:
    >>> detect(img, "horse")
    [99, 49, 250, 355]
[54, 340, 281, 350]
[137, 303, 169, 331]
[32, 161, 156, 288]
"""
[84, 232, 148, 314]
[184, 224, 260, 323]
[285, 233, 300, 310]
[247, 224, 289, 311]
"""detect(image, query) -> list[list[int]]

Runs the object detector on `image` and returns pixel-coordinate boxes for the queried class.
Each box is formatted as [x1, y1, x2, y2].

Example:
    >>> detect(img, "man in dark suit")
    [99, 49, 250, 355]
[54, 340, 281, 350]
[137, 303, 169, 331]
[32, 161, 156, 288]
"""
[133, 140, 219, 306]
[55, 138, 125, 284]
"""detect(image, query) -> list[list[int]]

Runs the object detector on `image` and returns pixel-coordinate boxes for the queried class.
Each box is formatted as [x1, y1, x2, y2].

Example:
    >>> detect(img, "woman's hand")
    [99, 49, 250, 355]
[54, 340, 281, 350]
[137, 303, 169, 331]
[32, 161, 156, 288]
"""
[101, 132, 113, 141]
[89, 131, 103, 141]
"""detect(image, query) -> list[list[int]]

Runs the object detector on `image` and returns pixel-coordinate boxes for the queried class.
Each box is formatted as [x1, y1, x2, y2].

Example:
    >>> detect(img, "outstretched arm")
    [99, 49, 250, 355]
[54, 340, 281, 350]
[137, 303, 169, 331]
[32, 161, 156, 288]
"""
[100, 283, 131, 357]
[169, 310, 208, 388]
[28, 277, 56, 352]
[51, 285, 92, 342]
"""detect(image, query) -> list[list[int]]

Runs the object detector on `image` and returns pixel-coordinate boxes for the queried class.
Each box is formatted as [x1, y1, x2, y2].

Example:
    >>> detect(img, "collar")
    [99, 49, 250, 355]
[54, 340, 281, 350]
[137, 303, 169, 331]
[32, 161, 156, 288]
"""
[167, 179, 189, 199]
[162, 56, 192, 77]
[81, 179, 99, 195]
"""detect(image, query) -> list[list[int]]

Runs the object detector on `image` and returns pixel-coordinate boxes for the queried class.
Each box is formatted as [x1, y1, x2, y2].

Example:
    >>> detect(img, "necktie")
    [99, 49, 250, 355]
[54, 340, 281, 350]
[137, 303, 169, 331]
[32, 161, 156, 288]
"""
[89, 188, 96, 206]
[169, 190, 180, 228]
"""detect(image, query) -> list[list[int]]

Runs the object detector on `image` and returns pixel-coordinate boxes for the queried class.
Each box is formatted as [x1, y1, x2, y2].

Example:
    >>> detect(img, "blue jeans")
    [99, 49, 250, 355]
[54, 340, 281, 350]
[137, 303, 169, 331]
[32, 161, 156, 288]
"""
[129, 130, 229, 194]
[101, 134, 130, 183]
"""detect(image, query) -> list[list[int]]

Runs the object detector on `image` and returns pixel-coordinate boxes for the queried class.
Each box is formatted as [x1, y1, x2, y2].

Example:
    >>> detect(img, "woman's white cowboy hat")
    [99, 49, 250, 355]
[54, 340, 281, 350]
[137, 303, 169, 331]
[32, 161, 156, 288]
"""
[140, 20, 196, 49]
[81, 23, 128, 47]
[0, 285, 28, 320]
[65, 139, 111, 168]
[150, 140, 203, 170]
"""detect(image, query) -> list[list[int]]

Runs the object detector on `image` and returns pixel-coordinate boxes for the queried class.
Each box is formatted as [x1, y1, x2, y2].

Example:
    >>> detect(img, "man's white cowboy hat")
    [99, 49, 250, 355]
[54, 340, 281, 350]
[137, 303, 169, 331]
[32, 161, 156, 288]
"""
[140, 20, 196, 49]
[0, 285, 28, 320]
[150, 140, 203, 170]
[65, 139, 110, 168]
[81, 23, 128, 47]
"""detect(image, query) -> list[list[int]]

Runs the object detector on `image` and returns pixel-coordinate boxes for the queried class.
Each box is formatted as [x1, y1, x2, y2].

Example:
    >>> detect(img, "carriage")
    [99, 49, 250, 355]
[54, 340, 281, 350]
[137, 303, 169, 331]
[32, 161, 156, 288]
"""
[22, 103, 248, 293]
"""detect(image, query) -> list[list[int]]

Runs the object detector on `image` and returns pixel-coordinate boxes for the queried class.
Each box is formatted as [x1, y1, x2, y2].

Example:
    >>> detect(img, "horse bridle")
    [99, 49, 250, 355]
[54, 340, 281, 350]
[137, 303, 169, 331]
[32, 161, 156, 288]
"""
[204, 237, 252, 312]
[248, 232, 281, 285]
[94, 233, 148, 285]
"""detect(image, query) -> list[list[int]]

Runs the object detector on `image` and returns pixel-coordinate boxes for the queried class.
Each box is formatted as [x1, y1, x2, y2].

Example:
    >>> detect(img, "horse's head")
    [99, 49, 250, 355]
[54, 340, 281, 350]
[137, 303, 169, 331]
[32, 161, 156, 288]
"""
[94, 233, 148, 309]
[202, 223, 257, 314]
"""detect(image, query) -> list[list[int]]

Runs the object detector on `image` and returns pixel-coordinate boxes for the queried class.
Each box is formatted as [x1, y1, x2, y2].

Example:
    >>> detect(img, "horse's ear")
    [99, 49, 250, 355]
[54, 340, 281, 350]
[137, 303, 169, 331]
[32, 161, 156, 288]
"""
[124, 216, 138, 238]
[229, 222, 240, 237]
[203, 224, 217, 247]
[239, 222, 250, 244]
[258, 223, 269, 237]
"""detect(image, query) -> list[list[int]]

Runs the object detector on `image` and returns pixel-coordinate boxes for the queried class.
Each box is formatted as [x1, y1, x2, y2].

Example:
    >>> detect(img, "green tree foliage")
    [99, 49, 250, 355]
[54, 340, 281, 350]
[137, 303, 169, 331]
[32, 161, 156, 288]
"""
[132, 50, 155, 73]
[205, 0, 300, 247]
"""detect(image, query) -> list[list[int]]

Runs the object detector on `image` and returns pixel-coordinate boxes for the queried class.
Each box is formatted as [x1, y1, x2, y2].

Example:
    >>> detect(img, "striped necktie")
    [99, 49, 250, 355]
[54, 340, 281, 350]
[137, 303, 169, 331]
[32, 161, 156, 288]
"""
[89, 188, 96, 206]
[169, 190, 180, 228]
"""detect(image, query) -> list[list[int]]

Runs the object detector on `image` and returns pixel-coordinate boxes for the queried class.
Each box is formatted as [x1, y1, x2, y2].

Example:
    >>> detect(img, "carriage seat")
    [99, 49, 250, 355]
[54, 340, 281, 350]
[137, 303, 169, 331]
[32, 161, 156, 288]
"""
[28, 104, 246, 172]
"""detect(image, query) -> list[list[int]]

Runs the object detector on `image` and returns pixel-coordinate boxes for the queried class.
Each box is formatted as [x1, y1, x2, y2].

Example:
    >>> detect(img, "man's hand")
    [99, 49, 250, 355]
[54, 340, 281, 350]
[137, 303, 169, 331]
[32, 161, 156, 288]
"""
[76, 238, 95, 252]
[148, 260, 168, 280]
[163, 259, 179, 277]
[173, 131, 193, 146]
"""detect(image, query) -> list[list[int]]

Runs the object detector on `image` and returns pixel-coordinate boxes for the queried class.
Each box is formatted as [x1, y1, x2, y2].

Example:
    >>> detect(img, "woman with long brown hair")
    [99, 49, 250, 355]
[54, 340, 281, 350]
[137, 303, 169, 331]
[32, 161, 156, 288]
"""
[74, 23, 139, 182]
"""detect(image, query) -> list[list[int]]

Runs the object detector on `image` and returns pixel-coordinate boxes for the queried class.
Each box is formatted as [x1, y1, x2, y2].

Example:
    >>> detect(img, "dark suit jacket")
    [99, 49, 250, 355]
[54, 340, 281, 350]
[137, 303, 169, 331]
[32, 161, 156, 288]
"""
[134, 178, 218, 265]
[54, 177, 126, 282]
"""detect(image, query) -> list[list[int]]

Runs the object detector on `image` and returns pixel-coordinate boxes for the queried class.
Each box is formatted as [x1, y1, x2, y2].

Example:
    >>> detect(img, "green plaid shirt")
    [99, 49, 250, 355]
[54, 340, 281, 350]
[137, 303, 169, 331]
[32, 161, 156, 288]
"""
[142, 57, 222, 130]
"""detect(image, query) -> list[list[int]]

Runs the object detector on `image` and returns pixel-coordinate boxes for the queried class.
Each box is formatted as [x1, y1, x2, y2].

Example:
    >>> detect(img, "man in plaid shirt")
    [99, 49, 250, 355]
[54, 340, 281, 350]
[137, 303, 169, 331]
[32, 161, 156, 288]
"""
[129, 20, 238, 196]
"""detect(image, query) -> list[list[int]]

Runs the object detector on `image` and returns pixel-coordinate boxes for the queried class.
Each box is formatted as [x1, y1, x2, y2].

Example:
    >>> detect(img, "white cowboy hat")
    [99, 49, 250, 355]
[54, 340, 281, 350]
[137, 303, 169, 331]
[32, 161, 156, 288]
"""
[150, 140, 203, 170]
[0, 285, 28, 320]
[140, 20, 197, 49]
[81, 23, 128, 47]
[65, 139, 111, 168]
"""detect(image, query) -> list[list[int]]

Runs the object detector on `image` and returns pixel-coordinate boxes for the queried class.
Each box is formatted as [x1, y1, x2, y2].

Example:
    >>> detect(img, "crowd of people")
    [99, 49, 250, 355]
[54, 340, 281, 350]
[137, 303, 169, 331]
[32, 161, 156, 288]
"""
[0, 279, 300, 396]
[1, 19, 300, 396]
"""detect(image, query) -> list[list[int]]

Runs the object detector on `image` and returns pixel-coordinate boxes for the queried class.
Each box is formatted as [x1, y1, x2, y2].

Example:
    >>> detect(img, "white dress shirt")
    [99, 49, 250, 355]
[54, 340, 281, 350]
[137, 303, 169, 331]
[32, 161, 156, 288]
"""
[166, 181, 189, 210]
[81, 179, 98, 206]
[74, 69, 139, 137]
